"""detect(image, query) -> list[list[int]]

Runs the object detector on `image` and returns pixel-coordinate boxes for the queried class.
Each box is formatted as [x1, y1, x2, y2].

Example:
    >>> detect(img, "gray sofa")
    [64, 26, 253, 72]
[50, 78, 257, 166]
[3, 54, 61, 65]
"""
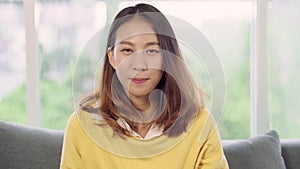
[0, 121, 299, 169]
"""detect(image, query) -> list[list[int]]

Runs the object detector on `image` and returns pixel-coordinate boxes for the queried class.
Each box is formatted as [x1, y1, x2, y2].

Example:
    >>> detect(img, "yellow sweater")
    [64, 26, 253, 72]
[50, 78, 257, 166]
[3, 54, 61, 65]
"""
[60, 109, 228, 169]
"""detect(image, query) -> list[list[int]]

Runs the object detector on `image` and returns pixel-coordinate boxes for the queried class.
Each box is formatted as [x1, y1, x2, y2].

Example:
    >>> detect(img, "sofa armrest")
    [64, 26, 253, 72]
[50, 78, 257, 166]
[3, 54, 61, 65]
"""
[281, 139, 300, 169]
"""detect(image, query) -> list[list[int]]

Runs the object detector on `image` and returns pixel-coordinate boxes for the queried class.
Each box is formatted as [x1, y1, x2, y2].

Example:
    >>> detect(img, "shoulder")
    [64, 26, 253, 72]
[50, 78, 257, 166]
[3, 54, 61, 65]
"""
[65, 108, 97, 134]
[66, 107, 106, 131]
[63, 109, 106, 148]
[66, 111, 79, 128]
[191, 108, 219, 144]
[64, 111, 82, 137]
[193, 108, 214, 128]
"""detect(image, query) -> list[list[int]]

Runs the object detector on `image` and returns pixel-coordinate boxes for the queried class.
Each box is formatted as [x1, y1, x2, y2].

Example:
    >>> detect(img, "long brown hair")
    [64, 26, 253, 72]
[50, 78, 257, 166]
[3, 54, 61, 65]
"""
[80, 3, 204, 137]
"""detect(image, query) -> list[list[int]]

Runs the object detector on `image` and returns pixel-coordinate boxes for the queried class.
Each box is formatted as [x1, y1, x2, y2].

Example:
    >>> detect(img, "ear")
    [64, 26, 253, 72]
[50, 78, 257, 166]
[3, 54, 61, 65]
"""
[107, 47, 116, 69]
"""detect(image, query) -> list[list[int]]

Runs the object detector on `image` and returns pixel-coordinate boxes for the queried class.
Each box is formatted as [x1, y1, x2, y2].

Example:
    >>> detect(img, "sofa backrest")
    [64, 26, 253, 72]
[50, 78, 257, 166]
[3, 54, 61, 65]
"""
[0, 121, 64, 169]
[1, 121, 299, 169]
[222, 134, 300, 169]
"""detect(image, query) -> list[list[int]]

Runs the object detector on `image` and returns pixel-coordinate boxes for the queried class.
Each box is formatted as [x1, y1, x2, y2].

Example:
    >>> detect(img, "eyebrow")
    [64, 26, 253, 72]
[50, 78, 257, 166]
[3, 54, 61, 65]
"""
[117, 41, 160, 47]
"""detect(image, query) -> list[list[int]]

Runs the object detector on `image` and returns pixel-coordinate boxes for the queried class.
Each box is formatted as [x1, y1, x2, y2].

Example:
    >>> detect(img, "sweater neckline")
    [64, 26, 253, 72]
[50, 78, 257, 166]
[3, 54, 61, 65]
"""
[76, 109, 202, 158]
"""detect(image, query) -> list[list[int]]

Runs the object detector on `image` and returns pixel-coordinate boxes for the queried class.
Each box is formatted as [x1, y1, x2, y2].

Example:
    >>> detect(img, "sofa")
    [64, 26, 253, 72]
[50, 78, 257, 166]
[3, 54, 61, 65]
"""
[0, 120, 299, 169]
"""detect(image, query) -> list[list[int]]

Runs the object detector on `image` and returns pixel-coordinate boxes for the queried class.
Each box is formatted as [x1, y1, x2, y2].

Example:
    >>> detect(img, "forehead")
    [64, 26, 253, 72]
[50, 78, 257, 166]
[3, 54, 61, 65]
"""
[115, 17, 158, 43]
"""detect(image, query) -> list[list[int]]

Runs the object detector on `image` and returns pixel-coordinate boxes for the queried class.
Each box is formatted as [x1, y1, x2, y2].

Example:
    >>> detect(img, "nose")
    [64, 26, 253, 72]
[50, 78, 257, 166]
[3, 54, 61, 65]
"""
[133, 50, 148, 71]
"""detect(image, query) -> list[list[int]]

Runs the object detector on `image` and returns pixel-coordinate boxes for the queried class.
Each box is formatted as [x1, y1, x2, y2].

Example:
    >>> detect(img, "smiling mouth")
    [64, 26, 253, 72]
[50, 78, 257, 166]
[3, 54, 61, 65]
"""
[131, 78, 149, 84]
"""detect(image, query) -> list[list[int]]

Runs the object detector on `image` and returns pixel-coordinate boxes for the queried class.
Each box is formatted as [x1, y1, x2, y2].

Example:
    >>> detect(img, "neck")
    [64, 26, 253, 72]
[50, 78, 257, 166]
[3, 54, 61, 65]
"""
[132, 122, 152, 138]
[129, 95, 151, 112]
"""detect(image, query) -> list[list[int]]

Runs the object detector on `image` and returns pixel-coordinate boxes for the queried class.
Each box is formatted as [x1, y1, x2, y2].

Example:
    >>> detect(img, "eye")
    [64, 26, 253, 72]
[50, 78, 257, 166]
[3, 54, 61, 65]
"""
[121, 48, 133, 55]
[145, 49, 160, 56]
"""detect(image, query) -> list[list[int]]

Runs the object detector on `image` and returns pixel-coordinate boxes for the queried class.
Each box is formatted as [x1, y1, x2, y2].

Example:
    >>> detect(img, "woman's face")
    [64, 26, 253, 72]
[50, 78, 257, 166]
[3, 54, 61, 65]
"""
[108, 17, 163, 100]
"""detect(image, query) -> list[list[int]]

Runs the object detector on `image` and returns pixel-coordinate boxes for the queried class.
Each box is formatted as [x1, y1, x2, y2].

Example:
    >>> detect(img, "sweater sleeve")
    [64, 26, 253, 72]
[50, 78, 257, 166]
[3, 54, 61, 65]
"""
[196, 111, 229, 169]
[198, 129, 229, 169]
[60, 113, 84, 169]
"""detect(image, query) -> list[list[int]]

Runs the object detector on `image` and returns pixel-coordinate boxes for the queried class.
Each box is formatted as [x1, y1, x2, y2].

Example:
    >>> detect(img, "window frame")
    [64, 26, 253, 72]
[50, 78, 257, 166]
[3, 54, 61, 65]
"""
[24, 0, 40, 127]
[250, 0, 269, 136]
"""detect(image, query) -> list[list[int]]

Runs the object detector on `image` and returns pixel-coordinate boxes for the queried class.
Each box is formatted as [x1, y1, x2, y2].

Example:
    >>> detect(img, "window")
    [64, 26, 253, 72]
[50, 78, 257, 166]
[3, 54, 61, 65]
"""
[0, 0, 298, 139]
[0, 1, 26, 124]
[36, 0, 106, 129]
[268, 0, 300, 138]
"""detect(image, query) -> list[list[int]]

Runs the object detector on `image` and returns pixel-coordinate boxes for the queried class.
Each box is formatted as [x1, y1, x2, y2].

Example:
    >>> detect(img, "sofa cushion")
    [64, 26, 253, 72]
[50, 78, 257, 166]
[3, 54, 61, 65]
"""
[0, 121, 64, 169]
[222, 130, 286, 169]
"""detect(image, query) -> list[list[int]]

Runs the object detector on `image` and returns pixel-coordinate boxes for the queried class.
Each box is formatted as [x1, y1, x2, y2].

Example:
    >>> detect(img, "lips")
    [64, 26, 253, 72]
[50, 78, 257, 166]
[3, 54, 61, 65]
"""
[131, 78, 149, 84]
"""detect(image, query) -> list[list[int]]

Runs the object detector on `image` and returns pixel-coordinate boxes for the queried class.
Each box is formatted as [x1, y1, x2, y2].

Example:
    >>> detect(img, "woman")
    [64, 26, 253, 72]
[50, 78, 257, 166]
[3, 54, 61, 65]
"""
[60, 3, 228, 169]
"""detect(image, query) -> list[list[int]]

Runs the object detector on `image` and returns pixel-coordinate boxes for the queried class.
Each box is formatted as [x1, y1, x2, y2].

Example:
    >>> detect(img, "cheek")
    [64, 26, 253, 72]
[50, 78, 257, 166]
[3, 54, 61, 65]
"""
[115, 63, 127, 82]
[113, 53, 129, 73]
[147, 55, 164, 70]
[114, 56, 132, 86]
[151, 70, 163, 82]
[114, 55, 125, 67]
[112, 47, 127, 67]
[114, 55, 132, 72]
